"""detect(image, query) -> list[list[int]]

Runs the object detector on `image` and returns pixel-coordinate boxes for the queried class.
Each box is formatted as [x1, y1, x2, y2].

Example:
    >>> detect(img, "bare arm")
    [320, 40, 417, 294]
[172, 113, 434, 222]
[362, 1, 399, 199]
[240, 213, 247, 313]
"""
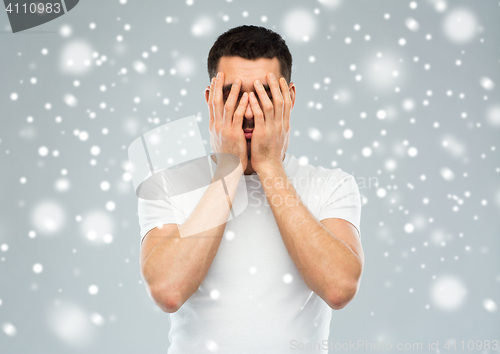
[140, 163, 242, 313]
[258, 164, 364, 310]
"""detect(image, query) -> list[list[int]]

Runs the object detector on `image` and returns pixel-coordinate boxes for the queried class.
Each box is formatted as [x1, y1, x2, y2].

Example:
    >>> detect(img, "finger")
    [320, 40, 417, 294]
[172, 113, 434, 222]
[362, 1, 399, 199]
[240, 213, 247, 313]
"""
[249, 91, 265, 129]
[213, 72, 224, 129]
[232, 92, 248, 130]
[254, 79, 274, 124]
[280, 77, 292, 133]
[223, 78, 241, 129]
[268, 73, 284, 128]
[208, 77, 216, 130]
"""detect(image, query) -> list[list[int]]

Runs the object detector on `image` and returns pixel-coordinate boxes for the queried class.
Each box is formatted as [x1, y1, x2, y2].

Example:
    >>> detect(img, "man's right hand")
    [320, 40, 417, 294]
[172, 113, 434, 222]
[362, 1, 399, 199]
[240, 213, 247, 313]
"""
[208, 72, 249, 172]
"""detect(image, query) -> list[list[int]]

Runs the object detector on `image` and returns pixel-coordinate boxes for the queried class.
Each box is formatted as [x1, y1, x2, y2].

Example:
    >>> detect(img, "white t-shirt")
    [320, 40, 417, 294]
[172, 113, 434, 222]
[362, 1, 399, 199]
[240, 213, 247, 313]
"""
[137, 153, 362, 353]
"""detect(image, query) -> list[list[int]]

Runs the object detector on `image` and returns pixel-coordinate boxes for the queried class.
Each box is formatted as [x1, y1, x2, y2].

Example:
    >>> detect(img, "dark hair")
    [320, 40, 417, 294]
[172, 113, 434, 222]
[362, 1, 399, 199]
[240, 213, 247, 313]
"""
[207, 25, 292, 84]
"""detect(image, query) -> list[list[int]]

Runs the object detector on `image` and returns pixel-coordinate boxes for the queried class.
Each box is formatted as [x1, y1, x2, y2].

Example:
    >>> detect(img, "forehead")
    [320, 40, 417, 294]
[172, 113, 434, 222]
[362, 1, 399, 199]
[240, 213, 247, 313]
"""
[218, 56, 281, 84]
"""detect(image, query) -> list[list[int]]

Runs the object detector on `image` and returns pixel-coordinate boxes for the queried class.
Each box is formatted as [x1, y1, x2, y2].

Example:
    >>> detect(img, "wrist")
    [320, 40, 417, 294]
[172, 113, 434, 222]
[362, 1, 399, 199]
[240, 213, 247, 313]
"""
[255, 159, 284, 177]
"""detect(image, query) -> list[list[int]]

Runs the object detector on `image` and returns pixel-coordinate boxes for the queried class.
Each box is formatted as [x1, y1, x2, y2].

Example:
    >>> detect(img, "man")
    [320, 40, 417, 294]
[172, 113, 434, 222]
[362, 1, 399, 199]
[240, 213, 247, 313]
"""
[137, 25, 364, 353]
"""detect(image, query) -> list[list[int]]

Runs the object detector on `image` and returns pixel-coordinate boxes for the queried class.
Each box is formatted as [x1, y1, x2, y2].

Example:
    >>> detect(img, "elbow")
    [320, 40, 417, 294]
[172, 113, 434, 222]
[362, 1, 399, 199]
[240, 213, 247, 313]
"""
[141, 263, 183, 313]
[327, 281, 359, 311]
[150, 284, 182, 313]
[328, 257, 363, 310]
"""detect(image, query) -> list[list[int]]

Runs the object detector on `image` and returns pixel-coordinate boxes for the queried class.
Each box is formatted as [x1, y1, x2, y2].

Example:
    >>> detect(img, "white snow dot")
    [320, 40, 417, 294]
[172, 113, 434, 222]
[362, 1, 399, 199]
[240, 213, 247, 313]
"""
[283, 273, 293, 284]
[210, 289, 220, 300]
[308, 128, 322, 141]
[443, 8, 478, 44]
[440, 167, 455, 181]
[38, 146, 49, 156]
[133, 61, 147, 74]
[408, 147, 418, 157]
[59, 25, 72, 37]
[385, 159, 397, 171]
[225, 230, 235, 240]
[405, 18, 420, 31]
[430, 275, 467, 311]
[33, 263, 43, 273]
[55, 179, 70, 192]
[88, 285, 99, 295]
[343, 129, 353, 139]
[63, 94, 77, 107]
[404, 223, 415, 233]
[480, 77, 495, 91]
[100, 181, 110, 191]
[402, 99, 415, 111]
[298, 156, 309, 166]
[79, 131, 89, 141]
[483, 298, 497, 313]
[103, 234, 113, 244]
[376, 188, 387, 198]
[376, 110, 387, 119]
[206, 339, 219, 352]
[90, 146, 101, 156]
[90, 312, 105, 326]
[191, 16, 214, 37]
[2, 323, 17, 336]
[283, 8, 317, 43]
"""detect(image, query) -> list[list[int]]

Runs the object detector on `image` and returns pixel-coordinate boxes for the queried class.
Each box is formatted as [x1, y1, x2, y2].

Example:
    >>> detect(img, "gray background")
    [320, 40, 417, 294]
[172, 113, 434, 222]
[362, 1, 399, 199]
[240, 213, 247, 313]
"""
[1, 0, 499, 353]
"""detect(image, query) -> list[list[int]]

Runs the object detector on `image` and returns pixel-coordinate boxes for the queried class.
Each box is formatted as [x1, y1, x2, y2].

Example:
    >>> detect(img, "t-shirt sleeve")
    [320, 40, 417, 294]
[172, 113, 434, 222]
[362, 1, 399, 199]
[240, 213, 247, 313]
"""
[137, 195, 185, 246]
[317, 171, 362, 238]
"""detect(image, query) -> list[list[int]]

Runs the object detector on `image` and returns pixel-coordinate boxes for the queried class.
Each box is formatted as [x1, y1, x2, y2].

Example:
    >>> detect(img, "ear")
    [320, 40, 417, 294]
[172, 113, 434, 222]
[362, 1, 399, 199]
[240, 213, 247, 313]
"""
[288, 82, 296, 110]
[205, 85, 210, 104]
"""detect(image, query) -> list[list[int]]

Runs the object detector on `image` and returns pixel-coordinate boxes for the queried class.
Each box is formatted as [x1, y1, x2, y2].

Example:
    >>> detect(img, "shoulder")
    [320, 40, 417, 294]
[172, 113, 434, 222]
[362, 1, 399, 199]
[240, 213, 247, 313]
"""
[136, 156, 211, 201]
[285, 153, 355, 188]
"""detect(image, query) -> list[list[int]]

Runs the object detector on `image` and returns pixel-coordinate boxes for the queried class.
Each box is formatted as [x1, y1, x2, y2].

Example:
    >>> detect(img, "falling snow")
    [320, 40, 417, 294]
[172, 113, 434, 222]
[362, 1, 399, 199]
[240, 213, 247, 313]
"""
[1, 0, 498, 352]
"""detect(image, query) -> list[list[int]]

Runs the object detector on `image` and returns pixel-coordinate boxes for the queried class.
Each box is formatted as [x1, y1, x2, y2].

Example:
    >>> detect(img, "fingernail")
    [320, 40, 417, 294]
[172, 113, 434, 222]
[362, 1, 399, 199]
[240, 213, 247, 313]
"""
[217, 72, 221, 79]
[269, 73, 275, 79]
[255, 79, 262, 87]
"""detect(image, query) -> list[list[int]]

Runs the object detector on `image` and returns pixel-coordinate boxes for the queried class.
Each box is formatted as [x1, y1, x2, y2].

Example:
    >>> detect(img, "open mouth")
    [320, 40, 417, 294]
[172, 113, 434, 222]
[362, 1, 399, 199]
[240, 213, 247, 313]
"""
[244, 129, 253, 139]
[243, 129, 253, 139]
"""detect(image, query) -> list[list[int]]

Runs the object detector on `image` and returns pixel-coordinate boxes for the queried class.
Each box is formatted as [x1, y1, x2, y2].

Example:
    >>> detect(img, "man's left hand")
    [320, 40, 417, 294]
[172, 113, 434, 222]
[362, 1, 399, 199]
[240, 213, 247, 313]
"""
[248, 73, 292, 174]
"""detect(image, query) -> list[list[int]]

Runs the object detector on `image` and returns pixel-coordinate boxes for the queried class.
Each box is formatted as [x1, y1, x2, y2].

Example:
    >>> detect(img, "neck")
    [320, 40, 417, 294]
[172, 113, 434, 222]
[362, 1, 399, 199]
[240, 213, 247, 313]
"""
[210, 154, 286, 176]
[244, 161, 256, 175]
